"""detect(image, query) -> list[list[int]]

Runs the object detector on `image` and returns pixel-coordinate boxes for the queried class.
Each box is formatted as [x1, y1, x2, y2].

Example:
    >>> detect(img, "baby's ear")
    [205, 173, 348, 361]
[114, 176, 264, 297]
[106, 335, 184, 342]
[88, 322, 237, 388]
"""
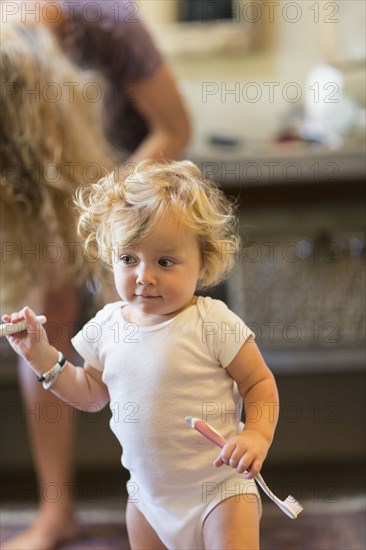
[199, 264, 206, 281]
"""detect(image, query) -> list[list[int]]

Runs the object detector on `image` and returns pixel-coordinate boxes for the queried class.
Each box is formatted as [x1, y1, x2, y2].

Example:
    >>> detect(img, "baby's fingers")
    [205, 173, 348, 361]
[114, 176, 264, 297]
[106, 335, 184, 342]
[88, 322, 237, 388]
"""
[213, 453, 225, 468]
[242, 458, 262, 479]
[23, 307, 38, 330]
[10, 311, 23, 323]
[213, 440, 236, 468]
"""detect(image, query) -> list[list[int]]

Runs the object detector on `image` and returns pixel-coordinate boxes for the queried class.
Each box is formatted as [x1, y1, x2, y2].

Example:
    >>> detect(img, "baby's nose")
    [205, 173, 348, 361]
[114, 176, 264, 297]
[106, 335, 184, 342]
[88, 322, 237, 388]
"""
[136, 264, 156, 286]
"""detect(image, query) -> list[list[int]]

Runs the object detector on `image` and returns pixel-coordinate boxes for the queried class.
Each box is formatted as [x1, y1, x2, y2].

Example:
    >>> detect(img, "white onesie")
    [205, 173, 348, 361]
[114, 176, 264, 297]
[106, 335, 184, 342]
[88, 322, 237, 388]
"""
[72, 296, 261, 549]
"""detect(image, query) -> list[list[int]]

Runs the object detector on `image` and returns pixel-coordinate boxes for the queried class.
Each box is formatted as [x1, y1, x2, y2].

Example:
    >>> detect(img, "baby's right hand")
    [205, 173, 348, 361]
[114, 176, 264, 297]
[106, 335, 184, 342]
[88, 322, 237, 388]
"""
[2, 306, 50, 366]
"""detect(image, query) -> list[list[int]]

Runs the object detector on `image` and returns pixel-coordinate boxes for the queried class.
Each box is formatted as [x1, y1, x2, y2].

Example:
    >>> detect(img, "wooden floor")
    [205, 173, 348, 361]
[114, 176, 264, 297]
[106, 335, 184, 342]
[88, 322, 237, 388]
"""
[1, 463, 365, 549]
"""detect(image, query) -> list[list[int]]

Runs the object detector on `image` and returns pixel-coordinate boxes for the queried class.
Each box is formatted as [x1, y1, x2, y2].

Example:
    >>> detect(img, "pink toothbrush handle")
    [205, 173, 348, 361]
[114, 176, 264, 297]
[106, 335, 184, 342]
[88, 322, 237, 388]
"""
[192, 419, 227, 448]
[187, 416, 303, 518]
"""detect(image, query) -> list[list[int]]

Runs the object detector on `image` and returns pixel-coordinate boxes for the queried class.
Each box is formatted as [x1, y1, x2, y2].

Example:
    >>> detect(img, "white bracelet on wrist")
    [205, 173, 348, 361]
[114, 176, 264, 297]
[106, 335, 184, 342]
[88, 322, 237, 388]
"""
[37, 351, 67, 390]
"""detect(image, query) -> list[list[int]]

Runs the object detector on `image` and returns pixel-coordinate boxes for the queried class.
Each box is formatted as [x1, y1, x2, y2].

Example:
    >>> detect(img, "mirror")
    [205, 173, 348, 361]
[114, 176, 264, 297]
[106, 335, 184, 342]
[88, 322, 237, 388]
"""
[136, 0, 260, 56]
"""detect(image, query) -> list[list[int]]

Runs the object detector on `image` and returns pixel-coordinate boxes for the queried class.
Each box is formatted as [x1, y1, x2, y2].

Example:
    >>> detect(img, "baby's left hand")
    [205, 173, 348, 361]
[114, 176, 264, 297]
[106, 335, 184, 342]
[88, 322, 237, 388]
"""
[213, 430, 270, 479]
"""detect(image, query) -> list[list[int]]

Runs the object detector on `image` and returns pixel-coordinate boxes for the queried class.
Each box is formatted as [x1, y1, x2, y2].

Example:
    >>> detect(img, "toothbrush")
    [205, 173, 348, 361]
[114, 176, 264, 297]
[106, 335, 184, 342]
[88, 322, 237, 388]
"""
[185, 416, 303, 519]
[0, 316, 47, 338]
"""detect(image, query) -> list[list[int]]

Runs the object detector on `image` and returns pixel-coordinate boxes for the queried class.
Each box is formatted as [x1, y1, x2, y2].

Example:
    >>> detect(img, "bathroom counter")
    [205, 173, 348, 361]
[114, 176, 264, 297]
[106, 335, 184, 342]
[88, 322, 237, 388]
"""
[188, 140, 366, 186]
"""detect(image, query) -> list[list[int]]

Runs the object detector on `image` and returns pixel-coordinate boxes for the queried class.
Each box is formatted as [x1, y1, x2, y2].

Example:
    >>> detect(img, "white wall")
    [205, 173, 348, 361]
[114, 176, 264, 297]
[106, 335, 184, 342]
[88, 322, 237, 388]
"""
[137, 1, 365, 154]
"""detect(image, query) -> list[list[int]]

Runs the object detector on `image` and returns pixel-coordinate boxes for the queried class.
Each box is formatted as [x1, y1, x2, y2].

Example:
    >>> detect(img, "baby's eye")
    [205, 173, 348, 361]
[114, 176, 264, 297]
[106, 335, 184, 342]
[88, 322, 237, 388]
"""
[120, 255, 137, 265]
[158, 258, 174, 268]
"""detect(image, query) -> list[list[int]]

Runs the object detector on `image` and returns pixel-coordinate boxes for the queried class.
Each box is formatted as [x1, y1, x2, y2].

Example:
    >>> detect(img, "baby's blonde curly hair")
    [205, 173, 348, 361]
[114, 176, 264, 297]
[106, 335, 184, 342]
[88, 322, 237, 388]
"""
[75, 160, 240, 289]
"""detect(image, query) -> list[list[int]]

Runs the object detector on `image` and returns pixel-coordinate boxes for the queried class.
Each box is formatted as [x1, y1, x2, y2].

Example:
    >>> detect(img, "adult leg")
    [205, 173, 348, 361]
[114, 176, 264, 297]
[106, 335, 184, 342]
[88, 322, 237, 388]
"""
[202, 494, 260, 550]
[2, 282, 81, 550]
[126, 501, 168, 550]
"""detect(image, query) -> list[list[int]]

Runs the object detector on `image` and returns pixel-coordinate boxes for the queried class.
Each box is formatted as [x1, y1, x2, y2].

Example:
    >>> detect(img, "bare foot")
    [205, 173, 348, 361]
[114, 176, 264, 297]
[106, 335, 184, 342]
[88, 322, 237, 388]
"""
[1, 516, 82, 550]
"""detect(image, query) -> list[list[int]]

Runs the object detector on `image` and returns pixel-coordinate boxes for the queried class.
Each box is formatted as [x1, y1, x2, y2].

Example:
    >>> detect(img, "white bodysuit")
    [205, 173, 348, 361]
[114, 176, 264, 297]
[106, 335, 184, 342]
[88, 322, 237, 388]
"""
[72, 296, 260, 549]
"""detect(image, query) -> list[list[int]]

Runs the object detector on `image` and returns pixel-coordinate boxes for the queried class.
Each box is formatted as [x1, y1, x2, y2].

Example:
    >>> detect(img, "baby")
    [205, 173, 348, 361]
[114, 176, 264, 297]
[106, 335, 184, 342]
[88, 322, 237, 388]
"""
[4, 160, 279, 549]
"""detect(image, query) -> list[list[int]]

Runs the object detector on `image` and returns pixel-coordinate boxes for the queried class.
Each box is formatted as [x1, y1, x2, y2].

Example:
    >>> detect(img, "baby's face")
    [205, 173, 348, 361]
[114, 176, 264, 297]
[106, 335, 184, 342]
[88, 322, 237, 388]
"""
[112, 214, 205, 325]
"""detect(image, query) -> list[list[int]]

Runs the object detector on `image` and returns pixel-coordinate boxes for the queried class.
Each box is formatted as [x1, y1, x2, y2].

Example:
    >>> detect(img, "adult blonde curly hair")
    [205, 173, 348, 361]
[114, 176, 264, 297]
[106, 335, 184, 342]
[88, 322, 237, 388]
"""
[0, 22, 114, 311]
[75, 160, 240, 289]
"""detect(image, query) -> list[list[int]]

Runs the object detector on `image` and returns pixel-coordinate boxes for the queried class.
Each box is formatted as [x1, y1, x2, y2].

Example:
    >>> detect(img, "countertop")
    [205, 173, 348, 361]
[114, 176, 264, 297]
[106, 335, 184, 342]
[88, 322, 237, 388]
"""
[189, 140, 366, 186]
